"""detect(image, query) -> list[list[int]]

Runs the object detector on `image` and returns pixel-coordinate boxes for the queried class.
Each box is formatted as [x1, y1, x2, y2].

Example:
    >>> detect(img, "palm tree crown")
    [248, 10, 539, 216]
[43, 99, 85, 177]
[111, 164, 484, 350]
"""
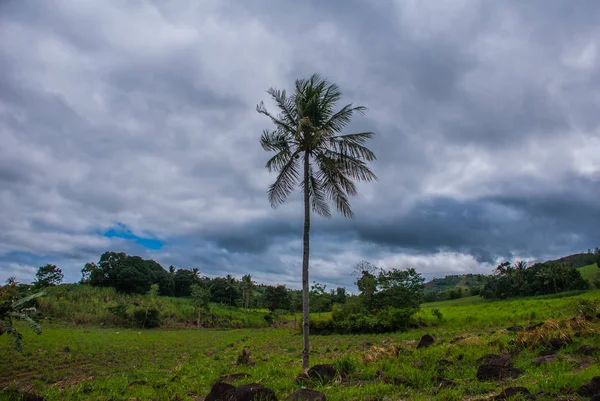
[257, 74, 377, 218]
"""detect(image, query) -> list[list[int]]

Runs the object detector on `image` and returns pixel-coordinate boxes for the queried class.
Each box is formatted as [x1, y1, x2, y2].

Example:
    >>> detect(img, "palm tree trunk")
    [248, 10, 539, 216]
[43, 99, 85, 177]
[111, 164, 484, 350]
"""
[302, 152, 311, 373]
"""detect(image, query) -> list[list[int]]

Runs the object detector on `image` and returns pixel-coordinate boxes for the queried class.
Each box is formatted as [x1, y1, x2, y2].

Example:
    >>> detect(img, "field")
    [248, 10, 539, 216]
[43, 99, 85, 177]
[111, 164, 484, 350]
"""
[578, 263, 599, 282]
[2, 291, 600, 400]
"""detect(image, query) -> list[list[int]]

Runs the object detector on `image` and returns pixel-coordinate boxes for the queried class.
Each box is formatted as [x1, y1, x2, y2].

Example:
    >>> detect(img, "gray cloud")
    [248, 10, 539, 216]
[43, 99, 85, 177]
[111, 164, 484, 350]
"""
[1, 0, 599, 288]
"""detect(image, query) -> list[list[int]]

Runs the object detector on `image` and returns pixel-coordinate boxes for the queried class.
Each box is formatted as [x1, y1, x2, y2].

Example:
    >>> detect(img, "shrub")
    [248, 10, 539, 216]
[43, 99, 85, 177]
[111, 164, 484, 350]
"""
[312, 307, 416, 334]
[106, 303, 129, 321]
[133, 307, 161, 328]
[431, 308, 443, 321]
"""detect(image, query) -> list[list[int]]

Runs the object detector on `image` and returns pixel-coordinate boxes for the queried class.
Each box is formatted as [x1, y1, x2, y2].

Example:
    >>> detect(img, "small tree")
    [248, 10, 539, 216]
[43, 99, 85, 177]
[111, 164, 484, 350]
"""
[241, 274, 254, 311]
[34, 264, 63, 288]
[190, 284, 211, 328]
[0, 290, 46, 351]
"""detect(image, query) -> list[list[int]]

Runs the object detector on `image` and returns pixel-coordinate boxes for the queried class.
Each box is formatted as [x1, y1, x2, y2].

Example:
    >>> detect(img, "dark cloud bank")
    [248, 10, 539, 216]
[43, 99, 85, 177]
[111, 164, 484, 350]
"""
[1, 0, 599, 289]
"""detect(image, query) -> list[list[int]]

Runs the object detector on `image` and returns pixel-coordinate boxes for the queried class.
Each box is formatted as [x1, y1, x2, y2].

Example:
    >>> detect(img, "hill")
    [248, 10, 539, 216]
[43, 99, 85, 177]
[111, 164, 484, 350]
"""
[538, 251, 598, 269]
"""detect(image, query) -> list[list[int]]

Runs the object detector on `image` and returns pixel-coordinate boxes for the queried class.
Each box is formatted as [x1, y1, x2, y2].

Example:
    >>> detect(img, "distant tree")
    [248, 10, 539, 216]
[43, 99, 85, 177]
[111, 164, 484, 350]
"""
[5, 277, 17, 286]
[595, 248, 600, 268]
[174, 269, 195, 297]
[225, 274, 238, 307]
[192, 268, 201, 284]
[190, 284, 211, 328]
[310, 282, 329, 315]
[34, 264, 63, 288]
[374, 267, 425, 310]
[97, 251, 128, 287]
[265, 285, 290, 312]
[332, 287, 347, 305]
[356, 267, 378, 312]
[80, 262, 100, 284]
[258, 74, 377, 371]
[241, 274, 254, 311]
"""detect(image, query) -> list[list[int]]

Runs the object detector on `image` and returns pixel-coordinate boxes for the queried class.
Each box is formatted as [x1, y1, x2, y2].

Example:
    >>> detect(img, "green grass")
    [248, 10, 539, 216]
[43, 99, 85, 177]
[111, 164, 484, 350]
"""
[578, 263, 599, 281]
[36, 284, 270, 328]
[3, 290, 600, 400]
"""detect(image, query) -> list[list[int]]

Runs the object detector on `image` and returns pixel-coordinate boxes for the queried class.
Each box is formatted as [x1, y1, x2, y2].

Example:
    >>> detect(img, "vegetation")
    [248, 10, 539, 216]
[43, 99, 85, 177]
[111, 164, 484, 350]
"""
[481, 261, 589, 299]
[34, 264, 64, 288]
[0, 279, 45, 351]
[258, 73, 377, 371]
[310, 263, 425, 335]
[3, 289, 600, 400]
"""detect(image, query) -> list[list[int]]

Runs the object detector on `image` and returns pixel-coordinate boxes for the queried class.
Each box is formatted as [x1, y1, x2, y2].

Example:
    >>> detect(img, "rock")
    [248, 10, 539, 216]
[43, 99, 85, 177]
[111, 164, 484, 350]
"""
[205, 382, 236, 401]
[432, 376, 456, 388]
[287, 389, 326, 401]
[532, 354, 556, 366]
[574, 345, 598, 356]
[307, 364, 338, 382]
[477, 365, 524, 381]
[393, 375, 409, 386]
[234, 383, 278, 401]
[219, 373, 252, 383]
[493, 387, 532, 400]
[417, 334, 435, 348]
[546, 336, 572, 350]
[579, 376, 600, 397]
[476, 354, 512, 367]
[506, 326, 524, 332]
[525, 322, 543, 330]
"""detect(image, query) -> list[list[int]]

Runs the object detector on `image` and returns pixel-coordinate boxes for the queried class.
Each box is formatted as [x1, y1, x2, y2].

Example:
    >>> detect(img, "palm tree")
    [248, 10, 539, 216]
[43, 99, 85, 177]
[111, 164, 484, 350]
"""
[257, 73, 377, 371]
[241, 274, 254, 311]
[225, 274, 236, 307]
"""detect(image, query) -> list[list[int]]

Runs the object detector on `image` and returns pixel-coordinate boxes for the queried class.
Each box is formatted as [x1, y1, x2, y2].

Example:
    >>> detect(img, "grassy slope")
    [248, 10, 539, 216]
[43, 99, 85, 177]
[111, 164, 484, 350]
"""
[36, 284, 270, 328]
[3, 290, 600, 400]
[578, 263, 599, 281]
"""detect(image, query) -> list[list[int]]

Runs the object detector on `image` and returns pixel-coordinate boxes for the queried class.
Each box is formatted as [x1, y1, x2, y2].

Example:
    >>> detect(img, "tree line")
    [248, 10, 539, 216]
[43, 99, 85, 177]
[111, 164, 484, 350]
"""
[78, 251, 349, 313]
[480, 260, 589, 299]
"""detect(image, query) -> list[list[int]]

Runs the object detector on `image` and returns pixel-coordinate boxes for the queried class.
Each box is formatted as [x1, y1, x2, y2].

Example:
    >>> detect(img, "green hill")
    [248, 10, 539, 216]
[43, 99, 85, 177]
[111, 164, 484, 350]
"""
[578, 263, 599, 281]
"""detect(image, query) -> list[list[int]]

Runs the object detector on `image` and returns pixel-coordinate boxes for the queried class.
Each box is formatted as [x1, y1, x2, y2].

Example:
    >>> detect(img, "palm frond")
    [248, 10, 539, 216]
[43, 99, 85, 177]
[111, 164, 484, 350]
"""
[9, 312, 42, 335]
[266, 88, 298, 128]
[256, 101, 296, 133]
[330, 132, 377, 161]
[315, 155, 355, 218]
[325, 104, 367, 133]
[308, 164, 331, 218]
[12, 291, 46, 309]
[268, 155, 300, 207]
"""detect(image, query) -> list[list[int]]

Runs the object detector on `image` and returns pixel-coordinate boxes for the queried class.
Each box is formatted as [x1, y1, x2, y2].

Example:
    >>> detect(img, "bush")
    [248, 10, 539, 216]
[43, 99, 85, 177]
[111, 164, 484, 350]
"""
[133, 307, 161, 328]
[106, 303, 129, 321]
[312, 306, 416, 335]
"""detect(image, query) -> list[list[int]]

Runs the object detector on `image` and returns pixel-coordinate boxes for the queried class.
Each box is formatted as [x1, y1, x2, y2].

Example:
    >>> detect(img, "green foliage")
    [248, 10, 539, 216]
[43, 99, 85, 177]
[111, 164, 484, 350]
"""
[3, 289, 600, 400]
[265, 285, 290, 312]
[481, 261, 589, 299]
[106, 303, 129, 322]
[132, 307, 161, 328]
[313, 306, 416, 335]
[0, 289, 45, 351]
[34, 264, 63, 288]
[35, 284, 269, 329]
[431, 308, 443, 321]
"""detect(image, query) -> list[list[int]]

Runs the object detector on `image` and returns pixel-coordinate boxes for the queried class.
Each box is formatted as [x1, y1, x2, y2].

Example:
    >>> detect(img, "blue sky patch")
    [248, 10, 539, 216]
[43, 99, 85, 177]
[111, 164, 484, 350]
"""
[103, 223, 163, 250]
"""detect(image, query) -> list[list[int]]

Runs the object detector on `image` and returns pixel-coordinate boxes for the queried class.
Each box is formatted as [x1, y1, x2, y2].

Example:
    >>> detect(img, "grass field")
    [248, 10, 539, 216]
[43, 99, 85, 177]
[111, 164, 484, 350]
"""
[3, 290, 600, 400]
[578, 263, 599, 281]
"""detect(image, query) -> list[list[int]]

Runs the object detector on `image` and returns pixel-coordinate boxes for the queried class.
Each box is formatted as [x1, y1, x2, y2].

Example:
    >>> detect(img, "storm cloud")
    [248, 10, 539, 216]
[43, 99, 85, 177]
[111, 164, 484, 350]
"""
[1, 0, 599, 289]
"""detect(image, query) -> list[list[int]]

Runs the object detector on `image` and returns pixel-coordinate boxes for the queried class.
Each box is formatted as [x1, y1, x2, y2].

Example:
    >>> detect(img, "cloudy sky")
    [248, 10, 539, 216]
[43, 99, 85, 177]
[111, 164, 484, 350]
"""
[1, 0, 599, 289]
